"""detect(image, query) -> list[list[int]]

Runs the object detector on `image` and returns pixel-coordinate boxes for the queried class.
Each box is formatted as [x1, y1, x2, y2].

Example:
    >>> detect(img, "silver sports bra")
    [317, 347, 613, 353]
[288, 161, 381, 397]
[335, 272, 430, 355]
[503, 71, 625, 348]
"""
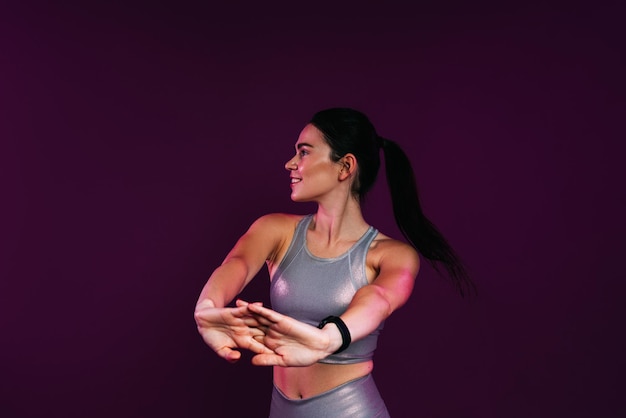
[270, 215, 384, 364]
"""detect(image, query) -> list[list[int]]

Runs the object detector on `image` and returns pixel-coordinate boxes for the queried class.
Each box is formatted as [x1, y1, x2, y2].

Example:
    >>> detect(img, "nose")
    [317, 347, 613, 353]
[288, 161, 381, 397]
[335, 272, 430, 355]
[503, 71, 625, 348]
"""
[285, 157, 297, 171]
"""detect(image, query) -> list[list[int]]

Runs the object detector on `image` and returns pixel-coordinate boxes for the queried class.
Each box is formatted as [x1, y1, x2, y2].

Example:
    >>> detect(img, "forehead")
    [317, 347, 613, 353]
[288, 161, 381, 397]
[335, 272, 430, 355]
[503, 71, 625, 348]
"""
[296, 124, 325, 146]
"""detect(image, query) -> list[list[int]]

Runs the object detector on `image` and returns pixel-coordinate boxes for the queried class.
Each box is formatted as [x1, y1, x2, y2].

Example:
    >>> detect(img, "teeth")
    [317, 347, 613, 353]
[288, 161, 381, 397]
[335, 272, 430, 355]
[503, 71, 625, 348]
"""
[291, 178, 301, 183]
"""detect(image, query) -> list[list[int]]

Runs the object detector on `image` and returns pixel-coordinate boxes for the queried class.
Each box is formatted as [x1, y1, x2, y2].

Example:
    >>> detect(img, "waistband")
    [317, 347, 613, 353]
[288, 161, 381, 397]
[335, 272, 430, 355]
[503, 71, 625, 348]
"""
[273, 374, 372, 403]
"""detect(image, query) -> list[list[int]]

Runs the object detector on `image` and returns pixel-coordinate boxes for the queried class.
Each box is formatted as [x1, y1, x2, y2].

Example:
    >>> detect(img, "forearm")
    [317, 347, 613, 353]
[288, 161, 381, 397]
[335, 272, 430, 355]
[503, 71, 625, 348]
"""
[314, 286, 393, 355]
[196, 214, 286, 310]
[337, 286, 393, 344]
[335, 249, 417, 347]
[197, 257, 251, 308]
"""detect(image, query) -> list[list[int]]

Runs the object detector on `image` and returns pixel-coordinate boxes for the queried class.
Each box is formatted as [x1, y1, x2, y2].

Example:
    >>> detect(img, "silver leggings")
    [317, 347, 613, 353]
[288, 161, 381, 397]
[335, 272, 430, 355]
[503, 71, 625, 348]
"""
[269, 374, 390, 418]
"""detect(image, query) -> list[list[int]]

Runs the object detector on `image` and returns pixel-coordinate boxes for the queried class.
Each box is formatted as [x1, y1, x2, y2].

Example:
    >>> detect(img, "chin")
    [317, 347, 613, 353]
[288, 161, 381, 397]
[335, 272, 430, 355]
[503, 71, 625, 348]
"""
[290, 193, 311, 203]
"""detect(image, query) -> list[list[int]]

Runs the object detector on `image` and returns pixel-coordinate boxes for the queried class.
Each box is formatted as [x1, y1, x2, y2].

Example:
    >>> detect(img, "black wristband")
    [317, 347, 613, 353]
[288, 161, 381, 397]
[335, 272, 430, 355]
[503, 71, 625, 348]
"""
[317, 315, 351, 354]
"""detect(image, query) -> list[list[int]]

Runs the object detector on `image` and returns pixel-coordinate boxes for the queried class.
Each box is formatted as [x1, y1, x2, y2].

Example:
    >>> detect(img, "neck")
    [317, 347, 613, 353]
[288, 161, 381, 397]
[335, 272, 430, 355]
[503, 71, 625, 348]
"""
[312, 195, 368, 244]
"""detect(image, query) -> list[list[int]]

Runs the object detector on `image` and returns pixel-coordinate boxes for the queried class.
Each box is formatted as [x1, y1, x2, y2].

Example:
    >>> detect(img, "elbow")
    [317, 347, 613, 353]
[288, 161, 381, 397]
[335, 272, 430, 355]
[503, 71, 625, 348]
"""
[369, 285, 394, 318]
[382, 295, 394, 318]
[371, 283, 412, 317]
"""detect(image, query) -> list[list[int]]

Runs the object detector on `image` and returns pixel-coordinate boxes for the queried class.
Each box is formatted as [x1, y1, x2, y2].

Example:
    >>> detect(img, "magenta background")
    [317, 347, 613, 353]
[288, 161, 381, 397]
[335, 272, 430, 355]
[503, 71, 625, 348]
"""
[1, 2, 624, 417]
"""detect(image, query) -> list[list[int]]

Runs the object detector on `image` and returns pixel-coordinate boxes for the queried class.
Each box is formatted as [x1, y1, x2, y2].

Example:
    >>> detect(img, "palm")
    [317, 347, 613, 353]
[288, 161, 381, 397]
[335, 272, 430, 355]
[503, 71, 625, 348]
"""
[194, 303, 270, 362]
[245, 303, 331, 367]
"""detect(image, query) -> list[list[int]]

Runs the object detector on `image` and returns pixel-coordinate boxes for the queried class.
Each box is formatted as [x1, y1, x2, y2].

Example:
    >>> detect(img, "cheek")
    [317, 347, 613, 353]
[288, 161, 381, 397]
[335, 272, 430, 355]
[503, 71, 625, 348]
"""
[309, 160, 336, 176]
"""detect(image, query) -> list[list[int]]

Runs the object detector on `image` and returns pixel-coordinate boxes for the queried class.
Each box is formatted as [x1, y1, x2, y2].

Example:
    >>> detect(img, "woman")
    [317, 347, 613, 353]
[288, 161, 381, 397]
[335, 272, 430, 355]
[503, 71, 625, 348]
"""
[194, 108, 472, 417]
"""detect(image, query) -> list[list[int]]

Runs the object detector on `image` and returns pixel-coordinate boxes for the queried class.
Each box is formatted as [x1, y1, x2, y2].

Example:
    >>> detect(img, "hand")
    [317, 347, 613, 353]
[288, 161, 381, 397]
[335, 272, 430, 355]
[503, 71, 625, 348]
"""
[244, 302, 338, 367]
[194, 299, 272, 363]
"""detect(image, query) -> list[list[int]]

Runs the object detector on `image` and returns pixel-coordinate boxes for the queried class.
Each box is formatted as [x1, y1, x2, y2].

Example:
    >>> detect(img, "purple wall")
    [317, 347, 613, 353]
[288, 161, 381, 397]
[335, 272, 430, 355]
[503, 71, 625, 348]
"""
[1, 2, 624, 417]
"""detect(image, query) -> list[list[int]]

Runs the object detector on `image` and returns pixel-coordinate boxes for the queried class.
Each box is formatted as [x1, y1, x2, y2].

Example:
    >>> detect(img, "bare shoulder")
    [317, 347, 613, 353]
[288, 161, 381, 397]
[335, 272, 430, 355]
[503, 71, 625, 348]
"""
[366, 232, 420, 309]
[250, 213, 305, 233]
[370, 232, 420, 272]
[249, 213, 306, 269]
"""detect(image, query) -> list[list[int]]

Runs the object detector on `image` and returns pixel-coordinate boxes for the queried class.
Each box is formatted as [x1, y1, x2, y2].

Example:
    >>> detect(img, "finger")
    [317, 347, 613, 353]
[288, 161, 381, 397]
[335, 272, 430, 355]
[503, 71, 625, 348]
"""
[242, 337, 275, 355]
[230, 305, 254, 318]
[246, 326, 268, 337]
[236, 299, 263, 308]
[215, 346, 241, 363]
[251, 353, 287, 367]
[246, 304, 283, 323]
[246, 314, 276, 327]
[241, 317, 266, 327]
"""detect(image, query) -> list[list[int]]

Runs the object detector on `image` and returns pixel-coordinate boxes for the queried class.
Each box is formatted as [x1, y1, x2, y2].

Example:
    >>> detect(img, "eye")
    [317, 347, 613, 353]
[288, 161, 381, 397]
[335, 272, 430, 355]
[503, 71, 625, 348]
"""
[299, 149, 309, 157]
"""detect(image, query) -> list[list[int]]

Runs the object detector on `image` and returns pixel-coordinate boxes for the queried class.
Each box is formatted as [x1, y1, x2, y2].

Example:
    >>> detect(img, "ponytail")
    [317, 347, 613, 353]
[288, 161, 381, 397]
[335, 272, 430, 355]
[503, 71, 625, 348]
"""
[309, 107, 474, 297]
[380, 137, 475, 297]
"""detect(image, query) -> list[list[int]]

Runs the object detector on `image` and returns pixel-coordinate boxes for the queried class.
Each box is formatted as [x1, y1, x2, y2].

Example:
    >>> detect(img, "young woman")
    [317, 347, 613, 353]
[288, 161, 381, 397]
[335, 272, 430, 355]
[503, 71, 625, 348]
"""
[194, 108, 472, 417]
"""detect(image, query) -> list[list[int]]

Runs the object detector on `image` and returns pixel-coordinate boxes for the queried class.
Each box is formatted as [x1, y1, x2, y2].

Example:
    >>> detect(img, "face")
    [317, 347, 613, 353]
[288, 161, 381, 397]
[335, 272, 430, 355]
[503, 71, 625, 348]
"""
[284, 124, 345, 202]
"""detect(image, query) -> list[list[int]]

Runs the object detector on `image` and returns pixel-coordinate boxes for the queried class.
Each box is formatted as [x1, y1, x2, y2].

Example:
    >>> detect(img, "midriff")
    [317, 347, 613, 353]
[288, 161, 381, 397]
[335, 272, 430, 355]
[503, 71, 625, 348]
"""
[273, 360, 374, 399]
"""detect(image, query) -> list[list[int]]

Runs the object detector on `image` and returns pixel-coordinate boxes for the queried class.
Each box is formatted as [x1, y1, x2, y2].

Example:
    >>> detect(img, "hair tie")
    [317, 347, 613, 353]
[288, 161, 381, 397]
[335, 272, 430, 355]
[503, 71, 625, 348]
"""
[377, 136, 388, 149]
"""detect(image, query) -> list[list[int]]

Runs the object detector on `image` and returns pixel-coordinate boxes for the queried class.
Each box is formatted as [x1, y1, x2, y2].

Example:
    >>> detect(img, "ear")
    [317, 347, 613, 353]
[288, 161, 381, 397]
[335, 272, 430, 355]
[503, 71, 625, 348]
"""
[338, 153, 357, 181]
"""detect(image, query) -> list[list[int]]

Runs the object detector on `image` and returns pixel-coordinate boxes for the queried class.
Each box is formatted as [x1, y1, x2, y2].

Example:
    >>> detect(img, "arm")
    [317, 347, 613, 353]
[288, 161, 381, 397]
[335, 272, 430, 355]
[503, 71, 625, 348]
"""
[338, 241, 419, 345]
[247, 240, 420, 366]
[196, 214, 286, 308]
[194, 214, 289, 362]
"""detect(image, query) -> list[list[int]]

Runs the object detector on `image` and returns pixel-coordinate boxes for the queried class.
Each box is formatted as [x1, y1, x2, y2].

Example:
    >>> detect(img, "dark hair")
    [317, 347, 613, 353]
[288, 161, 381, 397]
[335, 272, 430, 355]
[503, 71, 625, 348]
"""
[310, 108, 475, 297]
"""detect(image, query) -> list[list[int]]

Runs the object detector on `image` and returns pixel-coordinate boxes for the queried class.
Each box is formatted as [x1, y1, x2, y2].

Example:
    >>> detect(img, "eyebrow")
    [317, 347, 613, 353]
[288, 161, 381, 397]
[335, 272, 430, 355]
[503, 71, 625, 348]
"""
[296, 142, 314, 150]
